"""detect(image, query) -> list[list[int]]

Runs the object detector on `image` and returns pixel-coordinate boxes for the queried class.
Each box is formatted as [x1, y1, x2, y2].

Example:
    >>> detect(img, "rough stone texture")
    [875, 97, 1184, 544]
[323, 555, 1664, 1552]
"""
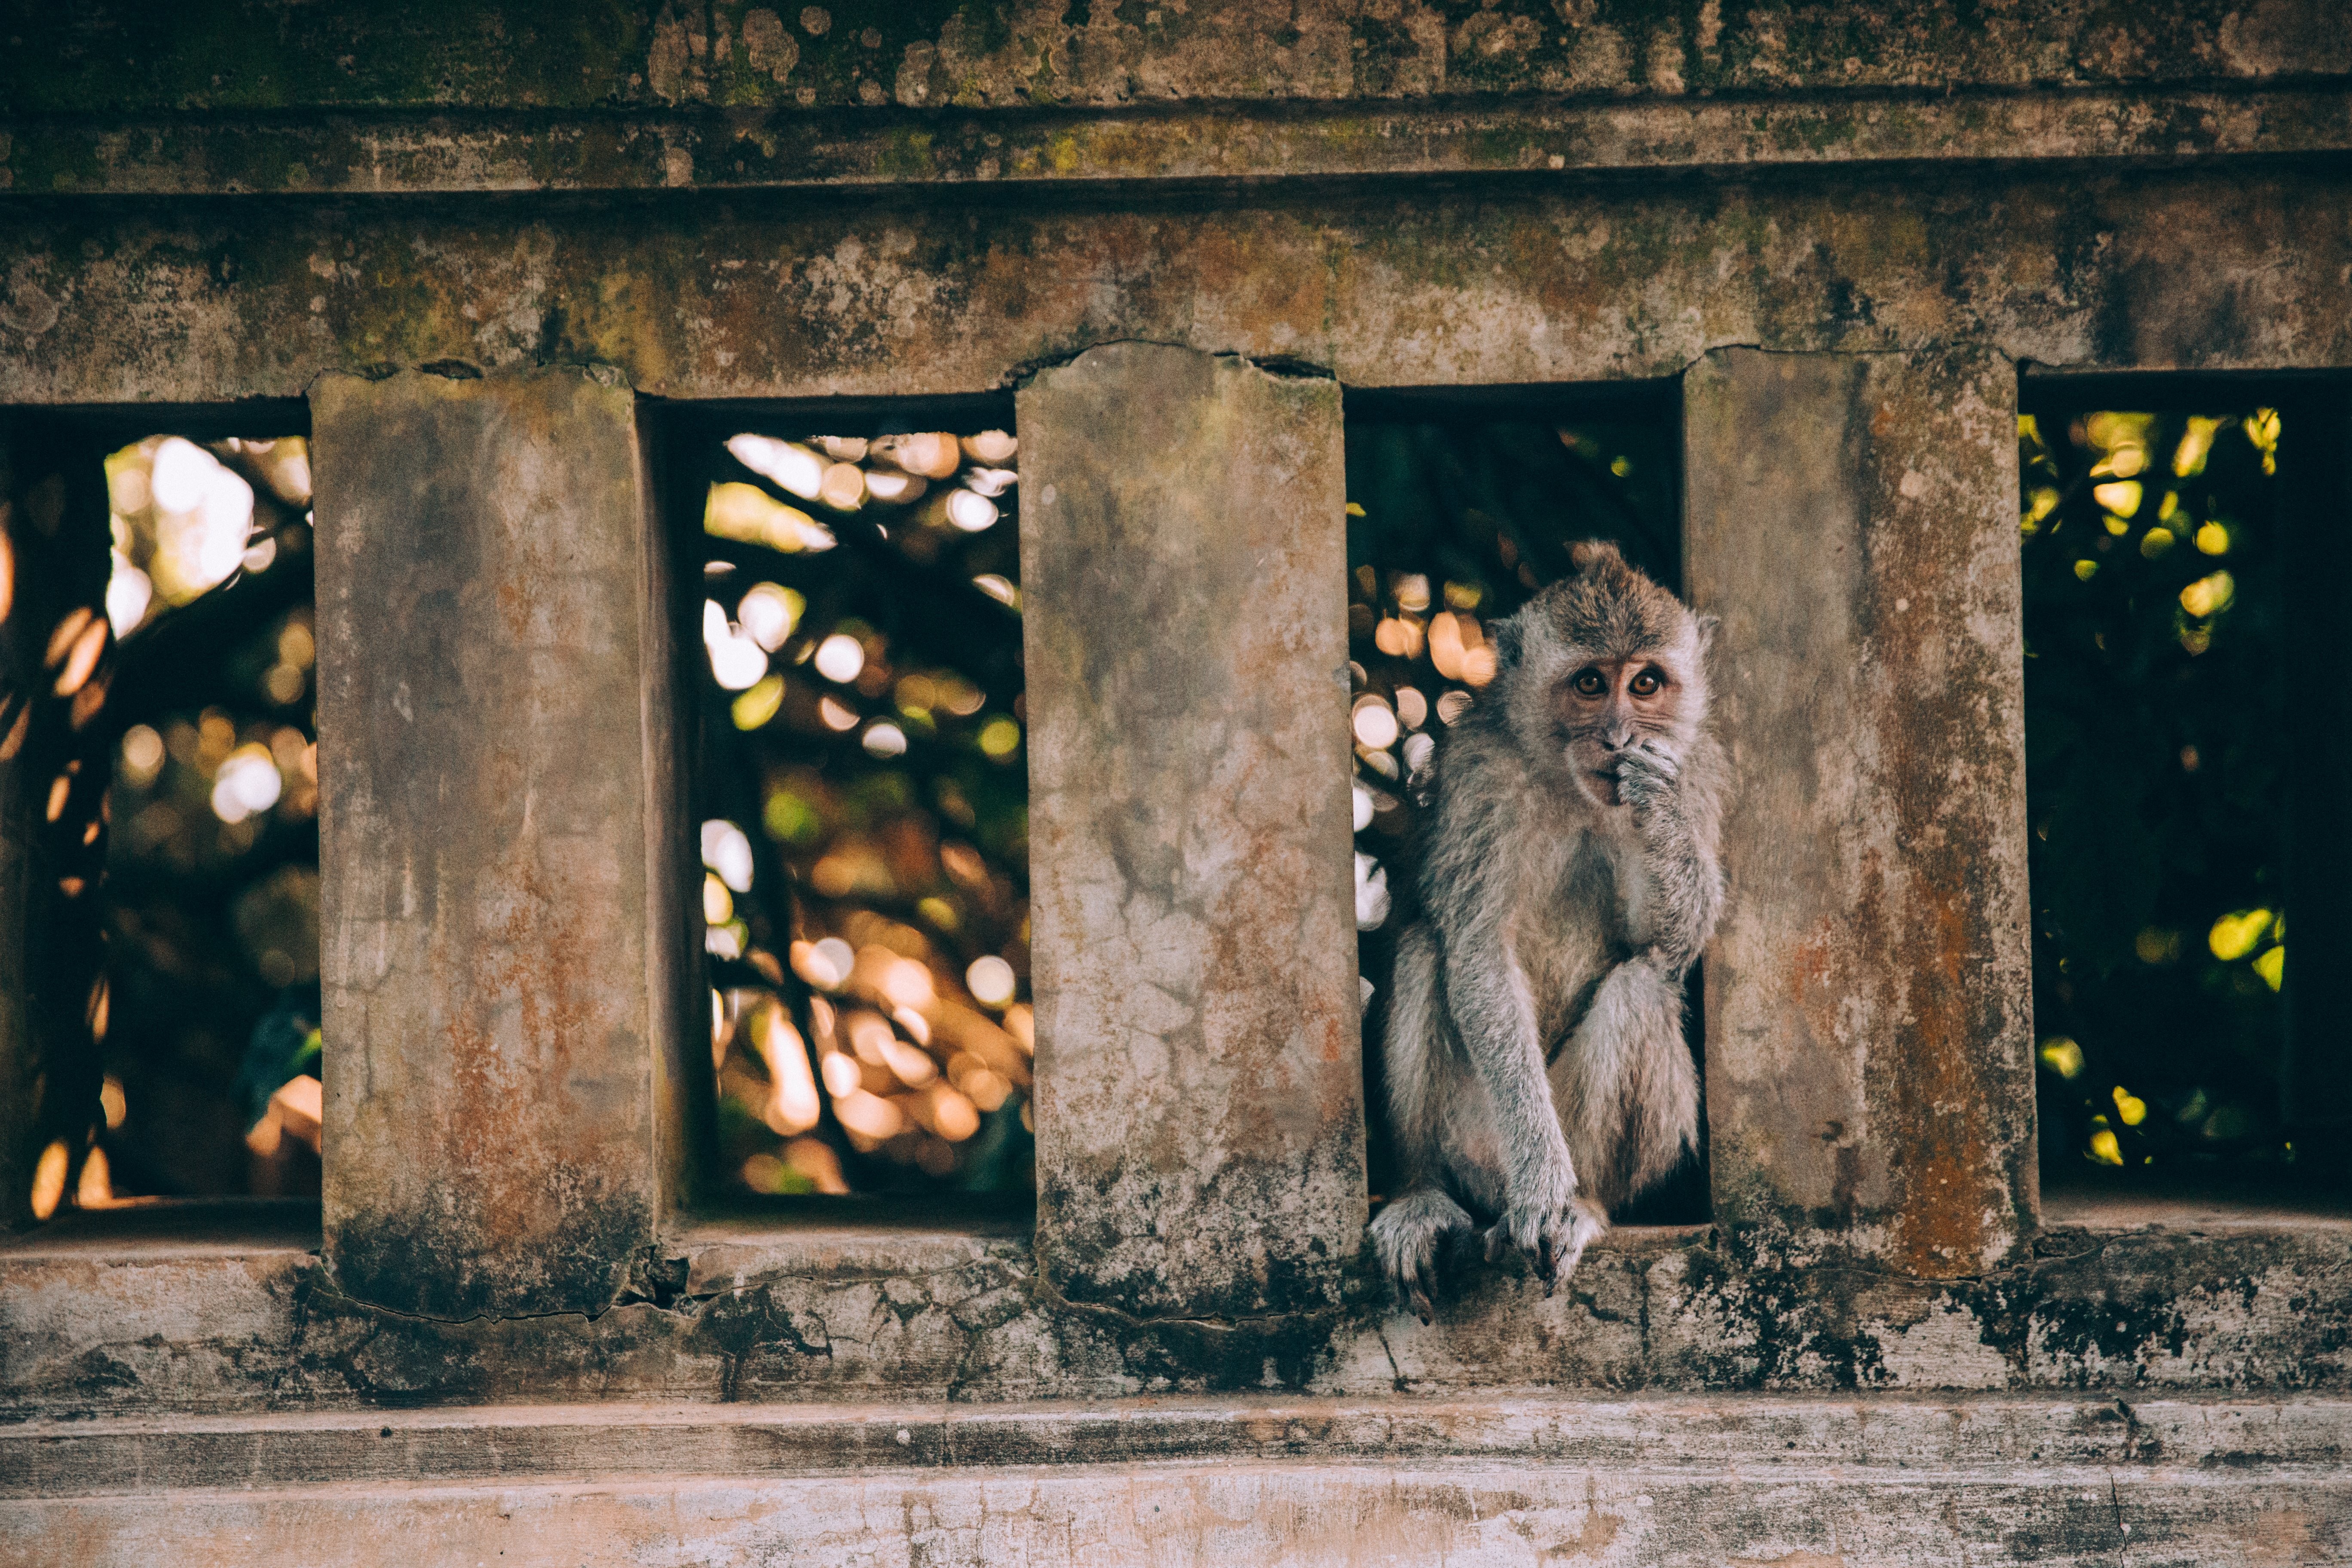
[19, 1391, 2352, 1491]
[10, 1205, 2352, 1417]
[5, 173, 2352, 410]
[311, 369, 694, 1320]
[3, 0, 2346, 117]
[5, 7, 2352, 1557]
[8, 1430, 2352, 1564]
[1685, 349, 2036, 1278]
[1020, 344, 1361, 1322]
[12, 89, 2352, 197]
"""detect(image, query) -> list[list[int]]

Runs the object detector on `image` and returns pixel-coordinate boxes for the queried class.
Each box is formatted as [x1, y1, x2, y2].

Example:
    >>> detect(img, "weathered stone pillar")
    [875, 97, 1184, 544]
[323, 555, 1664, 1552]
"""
[1019, 344, 1362, 1319]
[311, 368, 695, 1318]
[1684, 347, 2037, 1277]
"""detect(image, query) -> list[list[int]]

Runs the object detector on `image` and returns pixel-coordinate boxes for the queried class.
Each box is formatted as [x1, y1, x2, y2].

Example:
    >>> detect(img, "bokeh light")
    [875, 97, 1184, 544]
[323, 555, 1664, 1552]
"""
[2020, 404, 2291, 1176]
[694, 410, 1030, 1197]
[63, 432, 324, 1205]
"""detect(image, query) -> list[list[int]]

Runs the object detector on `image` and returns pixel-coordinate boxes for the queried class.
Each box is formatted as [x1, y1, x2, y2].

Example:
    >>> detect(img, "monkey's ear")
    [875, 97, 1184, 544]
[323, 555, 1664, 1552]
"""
[1568, 539, 1623, 573]
[1492, 613, 1527, 671]
[1694, 612, 1720, 654]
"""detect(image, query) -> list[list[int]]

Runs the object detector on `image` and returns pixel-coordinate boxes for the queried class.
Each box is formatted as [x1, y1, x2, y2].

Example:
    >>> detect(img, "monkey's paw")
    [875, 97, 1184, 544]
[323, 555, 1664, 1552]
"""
[1370, 1188, 1476, 1324]
[1614, 743, 1680, 812]
[1483, 1193, 1609, 1295]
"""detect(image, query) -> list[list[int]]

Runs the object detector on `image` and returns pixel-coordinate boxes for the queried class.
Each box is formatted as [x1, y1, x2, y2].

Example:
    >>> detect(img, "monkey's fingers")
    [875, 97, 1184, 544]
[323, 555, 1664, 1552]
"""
[1537, 1232, 1556, 1291]
[1407, 1271, 1435, 1326]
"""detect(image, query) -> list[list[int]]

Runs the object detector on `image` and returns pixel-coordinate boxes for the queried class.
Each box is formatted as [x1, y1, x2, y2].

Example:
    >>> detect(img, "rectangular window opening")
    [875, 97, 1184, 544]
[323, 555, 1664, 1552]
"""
[7, 408, 317, 1224]
[2020, 373, 2350, 1210]
[1343, 383, 1706, 1225]
[663, 399, 1034, 1213]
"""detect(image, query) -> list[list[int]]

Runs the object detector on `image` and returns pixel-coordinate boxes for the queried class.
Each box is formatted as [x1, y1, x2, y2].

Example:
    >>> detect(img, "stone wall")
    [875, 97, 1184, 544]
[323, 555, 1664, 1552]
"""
[4, 6, 2352, 1563]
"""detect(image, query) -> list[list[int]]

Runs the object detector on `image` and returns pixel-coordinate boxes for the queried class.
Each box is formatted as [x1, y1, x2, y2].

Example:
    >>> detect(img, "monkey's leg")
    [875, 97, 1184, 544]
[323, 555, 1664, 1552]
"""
[1553, 958, 1700, 1217]
[1369, 1187, 1475, 1323]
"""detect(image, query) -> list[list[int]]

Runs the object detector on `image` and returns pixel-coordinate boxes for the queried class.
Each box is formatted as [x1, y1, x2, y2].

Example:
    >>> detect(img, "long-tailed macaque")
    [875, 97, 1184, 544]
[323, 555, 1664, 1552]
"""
[1369, 540, 1725, 1318]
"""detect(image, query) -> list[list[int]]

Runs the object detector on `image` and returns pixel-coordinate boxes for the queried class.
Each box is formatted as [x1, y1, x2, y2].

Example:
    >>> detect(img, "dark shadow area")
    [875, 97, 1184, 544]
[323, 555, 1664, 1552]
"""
[660, 400, 1035, 1203]
[12, 409, 318, 1219]
[2020, 372, 2352, 1191]
[1342, 382, 1704, 1224]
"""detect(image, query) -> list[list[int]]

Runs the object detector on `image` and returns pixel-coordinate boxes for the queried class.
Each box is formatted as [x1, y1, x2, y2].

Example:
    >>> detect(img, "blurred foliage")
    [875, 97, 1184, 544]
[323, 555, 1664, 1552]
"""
[42, 435, 322, 1209]
[2020, 407, 2293, 1173]
[1344, 411, 1701, 1220]
[692, 423, 1033, 1198]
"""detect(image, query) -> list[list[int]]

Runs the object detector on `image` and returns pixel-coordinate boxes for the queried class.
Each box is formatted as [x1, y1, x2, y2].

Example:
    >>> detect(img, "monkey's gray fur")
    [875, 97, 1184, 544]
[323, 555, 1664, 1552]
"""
[1369, 540, 1725, 1318]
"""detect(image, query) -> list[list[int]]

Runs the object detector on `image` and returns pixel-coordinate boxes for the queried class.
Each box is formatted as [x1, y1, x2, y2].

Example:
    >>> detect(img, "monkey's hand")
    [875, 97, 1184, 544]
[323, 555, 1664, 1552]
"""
[1482, 1175, 1609, 1295]
[1613, 740, 1681, 814]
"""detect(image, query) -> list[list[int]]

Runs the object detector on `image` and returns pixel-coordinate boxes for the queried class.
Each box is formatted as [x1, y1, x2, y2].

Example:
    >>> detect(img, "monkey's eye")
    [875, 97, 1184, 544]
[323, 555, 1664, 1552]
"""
[1629, 668, 1663, 697]
[1571, 668, 1606, 697]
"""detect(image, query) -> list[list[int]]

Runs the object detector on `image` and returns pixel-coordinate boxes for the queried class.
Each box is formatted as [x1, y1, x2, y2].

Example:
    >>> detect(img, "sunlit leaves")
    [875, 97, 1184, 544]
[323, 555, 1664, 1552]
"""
[2021, 403, 2288, 1172]
[2244, 408, 2280, 474]
[704, 482, 837, 554]
[2038, 1036, 2085, 1079]
[2092, 480, 2142, 518]
[731, 674, 784, 729]
[2172, 416, 2222, 478]
[977, 717, 1020, 759]
[2178, 570, 2235, 619]
[2207, 907, 2275, 962]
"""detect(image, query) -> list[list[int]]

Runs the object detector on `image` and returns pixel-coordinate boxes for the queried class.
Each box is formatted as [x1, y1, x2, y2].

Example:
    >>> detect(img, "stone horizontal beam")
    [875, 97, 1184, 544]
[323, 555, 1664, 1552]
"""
[3, 171, 2347, 409]
[6, 88, 2349, 197]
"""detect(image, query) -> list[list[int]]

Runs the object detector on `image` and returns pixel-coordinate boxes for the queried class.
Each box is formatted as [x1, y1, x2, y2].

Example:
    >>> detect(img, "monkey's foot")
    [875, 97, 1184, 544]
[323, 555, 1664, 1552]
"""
[1369, 1188, 1475, 1324]
[1484, 1194, 1608, 1295]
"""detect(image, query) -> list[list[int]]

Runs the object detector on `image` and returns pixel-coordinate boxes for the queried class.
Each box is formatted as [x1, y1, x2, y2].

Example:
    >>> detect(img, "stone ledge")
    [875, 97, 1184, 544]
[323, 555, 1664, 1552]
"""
[8, 1200, 2351, 1415]
[7, 1405, 2352, 1566]
[6, 87, 2349, 197]
[8, 1392, 2352, 1497]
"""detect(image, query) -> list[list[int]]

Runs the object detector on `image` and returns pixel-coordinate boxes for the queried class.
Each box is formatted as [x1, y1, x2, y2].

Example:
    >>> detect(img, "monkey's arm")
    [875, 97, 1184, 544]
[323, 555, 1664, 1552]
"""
[1617, 731, 1727, 977]
[1421, 750, 1594, 1280]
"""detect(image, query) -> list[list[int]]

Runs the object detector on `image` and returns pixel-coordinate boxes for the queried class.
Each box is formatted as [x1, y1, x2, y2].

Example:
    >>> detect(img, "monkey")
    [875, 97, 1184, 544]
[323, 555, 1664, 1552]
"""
[1368, 539, 1724, 1320]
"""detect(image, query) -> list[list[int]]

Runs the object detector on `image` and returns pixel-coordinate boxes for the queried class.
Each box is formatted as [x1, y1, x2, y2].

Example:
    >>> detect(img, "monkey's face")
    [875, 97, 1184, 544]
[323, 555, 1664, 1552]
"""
[1553, 655, 1689, 807]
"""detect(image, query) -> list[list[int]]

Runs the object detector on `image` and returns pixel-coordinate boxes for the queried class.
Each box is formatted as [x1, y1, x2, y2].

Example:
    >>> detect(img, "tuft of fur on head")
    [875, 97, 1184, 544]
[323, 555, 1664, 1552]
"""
[1491, 540, 1714, 772]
